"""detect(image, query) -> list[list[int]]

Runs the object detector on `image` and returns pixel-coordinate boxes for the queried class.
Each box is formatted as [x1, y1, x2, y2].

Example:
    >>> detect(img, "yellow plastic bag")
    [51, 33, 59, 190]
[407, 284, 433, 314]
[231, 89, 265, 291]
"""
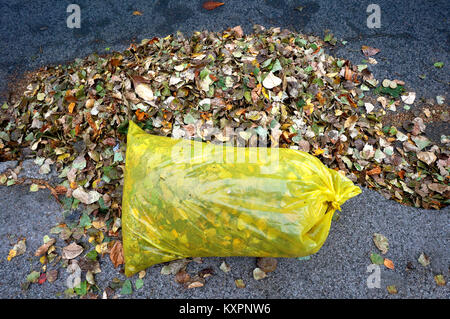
[122, 121, 361, 276]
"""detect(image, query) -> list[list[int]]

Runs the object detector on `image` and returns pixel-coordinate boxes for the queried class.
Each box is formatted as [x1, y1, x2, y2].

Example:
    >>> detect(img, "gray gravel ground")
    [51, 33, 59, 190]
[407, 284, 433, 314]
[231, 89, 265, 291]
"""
[0, 0, 449, 299]
[0, 163, 449, 299]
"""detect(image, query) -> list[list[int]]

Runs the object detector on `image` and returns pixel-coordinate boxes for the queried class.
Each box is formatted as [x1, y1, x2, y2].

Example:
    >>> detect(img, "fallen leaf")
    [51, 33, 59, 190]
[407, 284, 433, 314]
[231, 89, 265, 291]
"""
[219, 261, 231, 273]
[132, 11, 143, 16]
[262, 72, 282, 89]
[361, 45, 380, 57]
[132, 76, 154, 101]
[7, 238, 26, 261]
[109, 240, 124, 268]
[384, 258, 394, 270]
[66, 261, 81, 289]
[231, 25, 244, 38]
[418, 253, 430, 267]
[121, 279, 133, 295]
[72, 187, 101, 204]
[370, 253, 384, 265]
[434, 274, 446, 286]
[367, 167, 382, 176]
[38, 273, 47, 284]
[187, 281, 204, 289]
[387, 285, 397, 294]
[253, 267, 267, 280]
[372, 233, 389, 254]
[417, 151, 437, 165]
[202, 1, 224, 10]
[68, 102, 75, 113]
[364, 102, 375, 113]
[62, 242, 83, 260]
[175, 270, 191, 284]
[26, 271, 40, 283]
[35, 238, 56, 256]
[46, 269, 58, 283]
[235, 279, 245, 288]
[401, 92, 416, 105]
[257, 257, 277, 273]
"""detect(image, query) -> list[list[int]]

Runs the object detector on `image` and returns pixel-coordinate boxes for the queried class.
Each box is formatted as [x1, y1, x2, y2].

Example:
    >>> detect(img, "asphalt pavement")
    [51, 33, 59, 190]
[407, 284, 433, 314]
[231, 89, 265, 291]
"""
[0, 0, 448, 299]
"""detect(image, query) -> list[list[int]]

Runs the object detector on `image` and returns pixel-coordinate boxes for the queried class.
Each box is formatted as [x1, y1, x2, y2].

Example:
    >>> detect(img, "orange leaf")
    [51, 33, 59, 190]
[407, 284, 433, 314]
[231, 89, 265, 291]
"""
[398, 170, 405, 180]
[68, 102, 75, 114]
[109, 240, 124, 268]
[235, 108, 247, 116]
[384, 258, 394, 270]
[110, 58, 122, 67]
[85, 112, 98, 135]
[74, 123, 81, 136]
[202, 1, 224, 10]
[135, 109, 148, 121]
[132, 11, 143, 16]
[367, 166, 381, 176]
[316, 92, 326, 105]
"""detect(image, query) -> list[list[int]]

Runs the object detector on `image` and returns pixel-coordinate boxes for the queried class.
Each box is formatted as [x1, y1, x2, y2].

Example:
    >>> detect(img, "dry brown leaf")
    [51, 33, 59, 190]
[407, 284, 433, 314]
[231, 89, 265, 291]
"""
[109, 240, 124, 268]
[202, 1, 224, 10]
[175, 270, 191, 284]
[187, 281, 204, 289]
[46, 269, 58, 283]
[62, 242, 83, 260]
[35, 238, 56, 257]
[231, 25, 244, 38]
[361, 45, 380, 57]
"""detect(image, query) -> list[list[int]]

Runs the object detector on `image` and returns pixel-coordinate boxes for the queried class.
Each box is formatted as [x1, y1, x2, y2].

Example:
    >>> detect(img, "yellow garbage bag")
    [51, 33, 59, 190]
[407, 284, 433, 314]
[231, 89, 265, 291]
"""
[122, 121, 361, 276]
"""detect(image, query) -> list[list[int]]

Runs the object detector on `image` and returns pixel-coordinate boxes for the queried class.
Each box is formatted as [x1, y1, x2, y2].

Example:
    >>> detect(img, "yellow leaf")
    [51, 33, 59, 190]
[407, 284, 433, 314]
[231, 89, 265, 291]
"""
[434, 274, 446, 286]
[95, 242, 109, 255]
[133, 11, 142, 16]
[92, 220, 106, 230]
[68, 102, 75, 113]
[313, 148, 325, 156]
[7, 249, 17, 261]
[57, 153, 70, 161]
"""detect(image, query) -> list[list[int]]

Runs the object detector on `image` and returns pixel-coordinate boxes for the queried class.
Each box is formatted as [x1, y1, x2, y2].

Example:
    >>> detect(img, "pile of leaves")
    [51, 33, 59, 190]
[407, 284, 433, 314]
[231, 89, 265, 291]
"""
[0, 25, 448, 296]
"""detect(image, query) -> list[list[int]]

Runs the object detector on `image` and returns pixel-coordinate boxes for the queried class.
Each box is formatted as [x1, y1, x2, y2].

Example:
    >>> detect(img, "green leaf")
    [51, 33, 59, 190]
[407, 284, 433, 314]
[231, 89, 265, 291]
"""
[135, 279, 144, 290]
[370, 253, 384, 265]
[296, 99, 306, 109]
[117, 120, 129, 135]
[271, 59, 282, 72]
[79, 212, 92, 228]
[183, 113, 196, 125]
[86, 250, 98, 261]
[121, 279, 133, 295]
[26, 271, 40, 283]
[261, 58, 272, 69]
[433, 62, 444, 68]
[75, 280, 87, 296]
[29, 184, 39, 192]
[199, 68, 209, 80]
